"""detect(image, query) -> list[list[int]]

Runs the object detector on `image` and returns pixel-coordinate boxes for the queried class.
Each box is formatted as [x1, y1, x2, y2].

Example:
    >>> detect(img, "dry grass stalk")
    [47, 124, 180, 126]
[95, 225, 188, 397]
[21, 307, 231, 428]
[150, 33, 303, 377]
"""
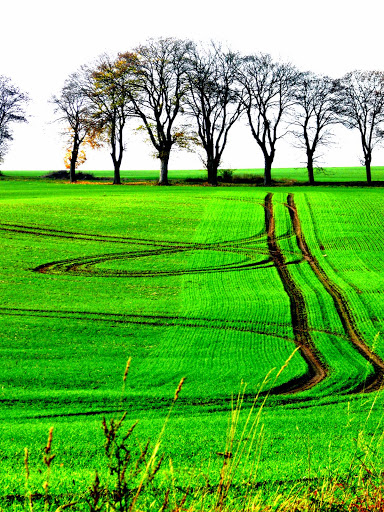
[54, 503, 77, 511]
[24, 446, 34, 512]
[159, 489, 170, 512]
[44, 426, 54, 455]
[123, 356, 132, 383]
[128, 376, 187, 512]
[214, 351, 302, 511]
[174, 377, 186, 402]
[24, 447, 29, 481]
[123, 419, 139, 441]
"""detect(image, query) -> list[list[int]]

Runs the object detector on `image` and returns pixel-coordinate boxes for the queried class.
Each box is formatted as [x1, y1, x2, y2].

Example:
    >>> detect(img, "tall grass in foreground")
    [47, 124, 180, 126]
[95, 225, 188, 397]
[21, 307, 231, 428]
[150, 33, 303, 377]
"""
[8, 355, 384, 512]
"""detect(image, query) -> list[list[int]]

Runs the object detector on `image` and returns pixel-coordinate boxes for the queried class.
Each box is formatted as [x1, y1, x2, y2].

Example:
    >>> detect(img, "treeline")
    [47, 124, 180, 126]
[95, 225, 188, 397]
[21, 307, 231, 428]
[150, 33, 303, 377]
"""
[2, 38, 384, 185]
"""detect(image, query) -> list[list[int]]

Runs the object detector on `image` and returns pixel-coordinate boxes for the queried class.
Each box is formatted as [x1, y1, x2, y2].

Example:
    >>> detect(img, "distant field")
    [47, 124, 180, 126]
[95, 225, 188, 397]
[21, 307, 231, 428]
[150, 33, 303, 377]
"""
[2, 165, 384, 182]
[0, 177, 384, 504]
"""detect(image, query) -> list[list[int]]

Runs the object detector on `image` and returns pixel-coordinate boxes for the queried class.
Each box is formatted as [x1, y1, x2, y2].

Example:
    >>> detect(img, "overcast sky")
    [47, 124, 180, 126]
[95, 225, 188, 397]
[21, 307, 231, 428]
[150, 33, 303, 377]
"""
[1, 0, 384, 171]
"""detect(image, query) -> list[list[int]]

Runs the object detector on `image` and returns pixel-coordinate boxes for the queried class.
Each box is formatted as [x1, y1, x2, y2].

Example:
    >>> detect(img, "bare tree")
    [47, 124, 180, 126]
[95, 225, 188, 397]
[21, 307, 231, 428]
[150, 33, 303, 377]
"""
[121, 38, 192, 185]
[0, 76, 29, 164]
[84, 53, 137, 184]
[238, 54, 299, 186]
[292, 72, 340, 185]
[337, 70, 384, 184]
[185, 42, 243, 186]
[51, 71, 94, 182]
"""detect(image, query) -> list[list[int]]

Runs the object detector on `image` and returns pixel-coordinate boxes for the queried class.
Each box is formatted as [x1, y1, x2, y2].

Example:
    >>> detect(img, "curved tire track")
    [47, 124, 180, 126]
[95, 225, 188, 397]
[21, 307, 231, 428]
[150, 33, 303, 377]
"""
[286, 193, 384, 393]
[264, 193, 328, 394]
[8, 200, 377, 395]
[33, 250, 273, 278]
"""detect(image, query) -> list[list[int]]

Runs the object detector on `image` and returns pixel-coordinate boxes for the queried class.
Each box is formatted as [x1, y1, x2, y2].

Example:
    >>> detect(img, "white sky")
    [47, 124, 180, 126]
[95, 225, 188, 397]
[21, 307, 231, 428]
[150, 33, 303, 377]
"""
[1, 0, 384, 171]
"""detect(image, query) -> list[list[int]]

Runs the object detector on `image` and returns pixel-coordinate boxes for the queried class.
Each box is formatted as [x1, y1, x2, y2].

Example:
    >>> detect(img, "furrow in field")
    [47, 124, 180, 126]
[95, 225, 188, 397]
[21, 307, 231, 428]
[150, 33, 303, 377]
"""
[0, 222, 271, 252]
[0, 306, 294, 342]
[0, 222, 182, 246]
[33, 249, 273, 278]
[2, 220, 272, 278]
[286, 193, 384, 393]
[264, 193, 328, 393]
[304, 192, 384, 358]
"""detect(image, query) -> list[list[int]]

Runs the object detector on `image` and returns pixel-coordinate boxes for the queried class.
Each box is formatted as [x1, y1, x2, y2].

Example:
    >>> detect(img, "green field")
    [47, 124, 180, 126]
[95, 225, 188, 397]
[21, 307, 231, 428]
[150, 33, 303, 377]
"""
[1, 171, 384, 509]
[3, 165, 384, 183]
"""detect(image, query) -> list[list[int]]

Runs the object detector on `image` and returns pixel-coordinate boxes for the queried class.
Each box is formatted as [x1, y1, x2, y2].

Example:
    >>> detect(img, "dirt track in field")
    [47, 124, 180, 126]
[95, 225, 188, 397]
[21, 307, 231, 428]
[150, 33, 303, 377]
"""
[2, 195, 383, 395]
[264, 193, 328, 394]
[287, 193, 384, 393]
[0, 222, 273, 278]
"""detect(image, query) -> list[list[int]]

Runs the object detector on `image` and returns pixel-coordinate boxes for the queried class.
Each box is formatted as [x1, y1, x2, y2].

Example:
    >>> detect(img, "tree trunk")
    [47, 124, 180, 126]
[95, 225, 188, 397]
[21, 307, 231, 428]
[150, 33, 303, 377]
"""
[110, 117, 123, 185]
[70, 140, 79, 183]
[111, 150, 122, 185]
[365, 155, 372, 184]
[110, 137, 123, 185]
[113, 163, 121, 185]
[264, 156, 273, 186]
[207, 157, 218, 186]
[307, 152, 315, 185]
[158, 153, 170, 185]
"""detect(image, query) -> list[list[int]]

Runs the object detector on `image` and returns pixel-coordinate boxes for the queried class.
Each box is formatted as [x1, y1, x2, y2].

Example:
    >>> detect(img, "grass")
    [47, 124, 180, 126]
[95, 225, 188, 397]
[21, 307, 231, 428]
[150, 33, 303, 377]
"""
[5, 377, 384, 511]
[1, 171, 384, 508]
[2, 165, 384, 183]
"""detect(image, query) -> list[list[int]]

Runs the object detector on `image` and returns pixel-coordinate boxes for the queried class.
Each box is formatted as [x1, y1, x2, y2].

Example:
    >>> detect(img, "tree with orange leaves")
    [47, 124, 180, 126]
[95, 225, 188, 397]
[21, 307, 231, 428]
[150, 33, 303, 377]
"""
[83, 53, 138, 184]
[63, 128, 105, 170]
[51, 70, 94, 182]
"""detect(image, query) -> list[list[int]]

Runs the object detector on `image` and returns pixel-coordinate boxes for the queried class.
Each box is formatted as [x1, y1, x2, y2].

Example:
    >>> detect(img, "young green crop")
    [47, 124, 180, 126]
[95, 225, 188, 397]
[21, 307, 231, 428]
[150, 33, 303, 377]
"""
[1, 178, 384, 503]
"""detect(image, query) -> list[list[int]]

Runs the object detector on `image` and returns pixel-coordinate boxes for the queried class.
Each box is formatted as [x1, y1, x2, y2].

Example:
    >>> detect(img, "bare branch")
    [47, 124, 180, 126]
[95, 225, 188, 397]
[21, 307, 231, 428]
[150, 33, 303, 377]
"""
[0, 76, 29, 164]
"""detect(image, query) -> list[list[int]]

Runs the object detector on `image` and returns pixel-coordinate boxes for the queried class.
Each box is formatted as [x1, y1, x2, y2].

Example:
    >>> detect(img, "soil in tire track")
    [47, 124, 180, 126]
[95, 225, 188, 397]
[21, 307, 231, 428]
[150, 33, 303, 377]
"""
[264, 193, 328, 394]
[286, 193, 384, 393]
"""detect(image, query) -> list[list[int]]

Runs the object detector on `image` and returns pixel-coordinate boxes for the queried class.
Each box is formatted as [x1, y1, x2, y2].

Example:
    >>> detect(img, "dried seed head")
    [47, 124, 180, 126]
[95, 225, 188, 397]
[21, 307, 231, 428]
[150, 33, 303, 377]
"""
[216, 451, 233, 459]
[44, 454, 56, 468]
[24, 447, 29, 480]
[148, 454, 164, 482]
[123, 420, 138, 441]
[123, 357, 131, 383]
[160, 489, 170, 512]
[174, 377, 186, 402]
[45, 427, 54, 454]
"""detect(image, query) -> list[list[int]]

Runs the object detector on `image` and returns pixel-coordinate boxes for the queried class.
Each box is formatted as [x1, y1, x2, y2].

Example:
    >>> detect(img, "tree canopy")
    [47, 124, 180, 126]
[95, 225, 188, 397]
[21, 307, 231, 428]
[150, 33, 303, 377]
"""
[0, 76, 29, 164]
[4, 37, 384, 185]
[337, 70, 384, 183]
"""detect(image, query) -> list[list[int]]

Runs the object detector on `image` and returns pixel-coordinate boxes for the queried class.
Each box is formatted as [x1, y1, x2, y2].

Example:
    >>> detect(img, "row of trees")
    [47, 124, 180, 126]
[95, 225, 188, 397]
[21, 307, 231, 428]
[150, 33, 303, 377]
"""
[2, 38, 384, 186]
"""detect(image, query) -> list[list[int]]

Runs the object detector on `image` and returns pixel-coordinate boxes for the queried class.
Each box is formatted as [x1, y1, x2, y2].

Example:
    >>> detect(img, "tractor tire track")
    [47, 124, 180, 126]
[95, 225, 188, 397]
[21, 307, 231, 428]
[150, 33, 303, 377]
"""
[33, 248, 273, 278]
[286, 193, 384, 393]
[0, 306, 294, 343]
[265, 193, 328, 394]
[0, 222, 271, 251]
[0, 223, 178, 247]
[3, 207, 326, 395]
[0, 306, 346, 345]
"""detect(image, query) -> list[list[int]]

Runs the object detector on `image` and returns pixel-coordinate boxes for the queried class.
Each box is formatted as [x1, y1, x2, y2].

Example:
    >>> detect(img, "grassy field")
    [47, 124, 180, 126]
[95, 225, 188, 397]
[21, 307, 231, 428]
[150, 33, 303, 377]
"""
[3, 165, 384, 182]
[1, 170, 384, 509]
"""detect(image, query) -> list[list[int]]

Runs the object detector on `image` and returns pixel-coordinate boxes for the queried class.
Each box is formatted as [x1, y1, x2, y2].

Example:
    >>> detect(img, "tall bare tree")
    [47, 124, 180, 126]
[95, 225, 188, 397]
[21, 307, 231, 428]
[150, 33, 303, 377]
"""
[51, 71, 94, 182]
[0, 76, 29, 164]
[239, 54, 299, 186]
[185, 43, 243, 186]
[337, 70, 384, 184]
[292, 72, 340, 185]
[120, 38, 192, 185]
[84, 53, 137, 184]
